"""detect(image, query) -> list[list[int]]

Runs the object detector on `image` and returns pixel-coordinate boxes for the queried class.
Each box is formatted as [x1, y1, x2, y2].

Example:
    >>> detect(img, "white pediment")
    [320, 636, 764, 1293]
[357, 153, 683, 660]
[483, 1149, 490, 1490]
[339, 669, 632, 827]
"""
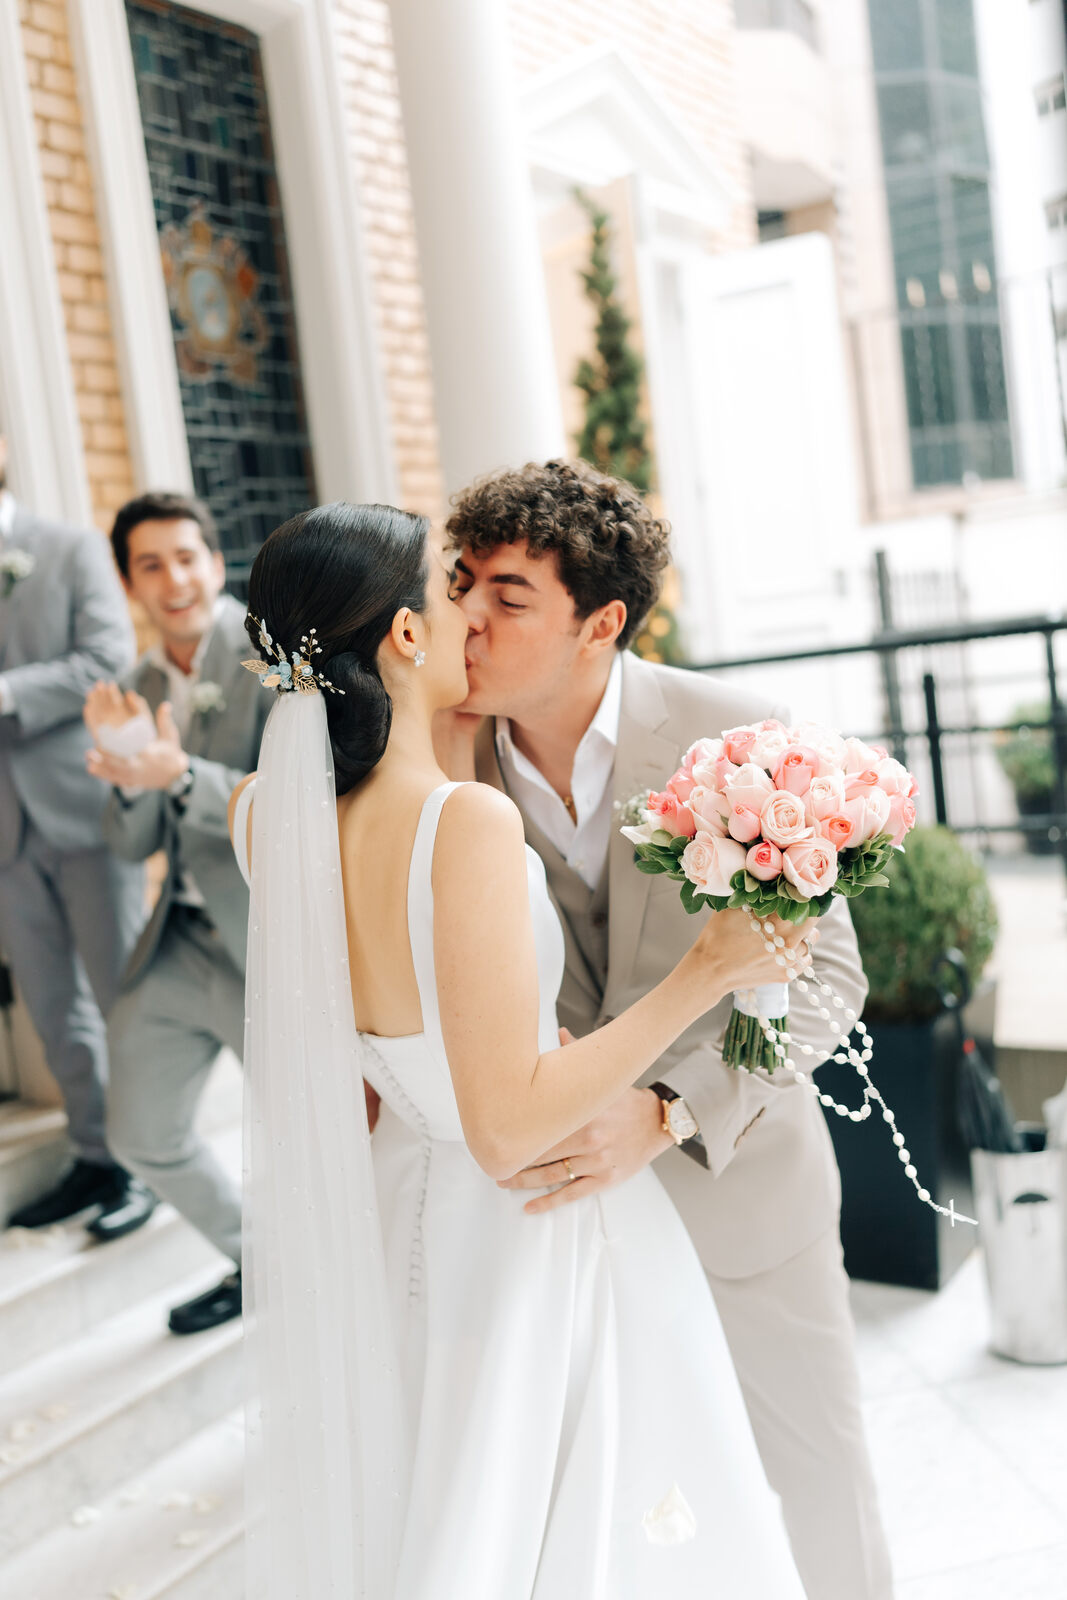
[523, 45, 734, 233]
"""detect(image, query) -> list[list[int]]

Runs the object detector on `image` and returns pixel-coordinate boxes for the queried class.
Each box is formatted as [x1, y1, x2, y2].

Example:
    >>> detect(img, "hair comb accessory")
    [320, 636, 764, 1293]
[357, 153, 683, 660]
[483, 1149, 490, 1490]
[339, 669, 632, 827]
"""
[242, 613, 345, 696]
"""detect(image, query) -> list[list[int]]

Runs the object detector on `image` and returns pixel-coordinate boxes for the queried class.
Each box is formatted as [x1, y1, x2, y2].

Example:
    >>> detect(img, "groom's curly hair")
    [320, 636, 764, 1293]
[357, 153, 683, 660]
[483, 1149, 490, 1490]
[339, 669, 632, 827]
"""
[445, 459, 670, 650]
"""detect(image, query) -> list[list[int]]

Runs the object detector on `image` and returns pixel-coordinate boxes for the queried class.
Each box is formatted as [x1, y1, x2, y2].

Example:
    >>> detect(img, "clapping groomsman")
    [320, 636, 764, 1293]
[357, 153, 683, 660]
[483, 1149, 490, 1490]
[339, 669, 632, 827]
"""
[85, 492, 268, 1333]
[0, 436, 149, 1232]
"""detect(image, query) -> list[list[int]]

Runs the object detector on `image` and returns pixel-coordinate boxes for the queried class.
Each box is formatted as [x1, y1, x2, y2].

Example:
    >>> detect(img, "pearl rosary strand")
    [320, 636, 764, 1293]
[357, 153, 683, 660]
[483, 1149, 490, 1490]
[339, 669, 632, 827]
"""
[741, 908, 977, 1228]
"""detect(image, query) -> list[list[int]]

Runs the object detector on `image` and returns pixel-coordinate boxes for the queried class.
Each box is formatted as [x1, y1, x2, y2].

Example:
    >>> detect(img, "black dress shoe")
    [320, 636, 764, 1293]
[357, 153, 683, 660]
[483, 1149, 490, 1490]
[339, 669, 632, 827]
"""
[7, 1159, 128, 1229]
[168, 1270, 242, 1336]
[86, 1178, 158, 1243]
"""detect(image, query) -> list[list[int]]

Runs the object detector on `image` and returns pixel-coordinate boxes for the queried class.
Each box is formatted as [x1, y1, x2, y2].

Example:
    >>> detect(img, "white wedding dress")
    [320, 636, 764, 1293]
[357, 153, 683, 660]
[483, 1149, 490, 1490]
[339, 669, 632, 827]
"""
[236, 741, 804, 1597]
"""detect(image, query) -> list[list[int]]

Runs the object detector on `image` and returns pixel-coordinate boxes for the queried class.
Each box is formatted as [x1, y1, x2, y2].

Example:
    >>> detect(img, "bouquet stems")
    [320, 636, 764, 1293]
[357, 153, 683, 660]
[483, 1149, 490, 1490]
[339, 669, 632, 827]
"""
[723, 1006, 784, 1073]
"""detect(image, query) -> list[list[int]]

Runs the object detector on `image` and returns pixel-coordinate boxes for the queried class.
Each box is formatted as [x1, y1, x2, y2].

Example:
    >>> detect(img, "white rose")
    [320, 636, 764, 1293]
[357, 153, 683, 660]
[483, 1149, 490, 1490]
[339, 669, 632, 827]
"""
[749, 725, 791, 770]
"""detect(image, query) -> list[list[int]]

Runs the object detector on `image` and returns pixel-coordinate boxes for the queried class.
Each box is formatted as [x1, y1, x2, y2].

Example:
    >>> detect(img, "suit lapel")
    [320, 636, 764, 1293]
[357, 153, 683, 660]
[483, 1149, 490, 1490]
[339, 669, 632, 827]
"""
[187, 596, 244, 761]
[606, 654, 680, 997]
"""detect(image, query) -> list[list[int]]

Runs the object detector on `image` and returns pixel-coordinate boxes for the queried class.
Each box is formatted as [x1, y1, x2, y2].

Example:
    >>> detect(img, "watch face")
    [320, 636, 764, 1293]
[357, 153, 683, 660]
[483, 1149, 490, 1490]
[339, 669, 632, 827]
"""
[668, 1099, 699, 1142]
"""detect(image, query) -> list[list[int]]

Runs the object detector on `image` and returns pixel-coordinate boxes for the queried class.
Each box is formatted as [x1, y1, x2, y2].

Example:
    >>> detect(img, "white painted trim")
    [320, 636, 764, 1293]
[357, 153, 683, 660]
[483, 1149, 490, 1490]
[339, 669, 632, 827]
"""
[67, 0, 193, 492]
[0, 4, 92, 525]
[523, 44, 736, 235]
[68, 0, 394, 506]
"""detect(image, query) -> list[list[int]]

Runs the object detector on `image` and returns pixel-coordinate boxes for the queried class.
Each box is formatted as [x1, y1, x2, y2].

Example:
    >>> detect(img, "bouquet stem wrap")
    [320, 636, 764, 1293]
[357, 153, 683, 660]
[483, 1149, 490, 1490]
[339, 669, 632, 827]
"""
[725, 984, 790, 1074]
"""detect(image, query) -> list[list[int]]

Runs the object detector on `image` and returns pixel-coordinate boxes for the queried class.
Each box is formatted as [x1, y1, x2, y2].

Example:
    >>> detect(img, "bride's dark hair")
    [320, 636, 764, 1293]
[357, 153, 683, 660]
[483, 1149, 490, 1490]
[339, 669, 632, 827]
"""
[246, 501, 429, 795]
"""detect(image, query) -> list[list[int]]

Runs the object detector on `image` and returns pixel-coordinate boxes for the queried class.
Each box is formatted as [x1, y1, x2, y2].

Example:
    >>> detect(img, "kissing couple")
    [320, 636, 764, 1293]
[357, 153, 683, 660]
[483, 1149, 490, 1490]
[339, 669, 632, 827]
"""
[231, 459, 893, 1598]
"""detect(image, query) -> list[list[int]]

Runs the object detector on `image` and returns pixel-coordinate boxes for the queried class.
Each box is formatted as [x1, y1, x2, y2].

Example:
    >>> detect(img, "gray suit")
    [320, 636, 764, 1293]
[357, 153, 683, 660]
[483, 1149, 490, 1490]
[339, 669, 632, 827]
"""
[0, 506, 145, 1164]
[104, 594, 268, 1262]
[478, 651, 893, 1600]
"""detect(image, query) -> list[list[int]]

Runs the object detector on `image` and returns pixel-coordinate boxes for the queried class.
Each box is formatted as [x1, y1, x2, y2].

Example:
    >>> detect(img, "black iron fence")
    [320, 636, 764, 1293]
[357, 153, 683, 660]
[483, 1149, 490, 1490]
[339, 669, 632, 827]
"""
[686, 611, 1067, 877]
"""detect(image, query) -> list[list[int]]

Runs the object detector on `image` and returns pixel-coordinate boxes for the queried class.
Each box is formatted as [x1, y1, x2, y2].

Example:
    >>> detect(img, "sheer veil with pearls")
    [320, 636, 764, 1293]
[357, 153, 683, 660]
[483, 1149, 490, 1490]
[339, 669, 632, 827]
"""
[241, 689, 409, 1596]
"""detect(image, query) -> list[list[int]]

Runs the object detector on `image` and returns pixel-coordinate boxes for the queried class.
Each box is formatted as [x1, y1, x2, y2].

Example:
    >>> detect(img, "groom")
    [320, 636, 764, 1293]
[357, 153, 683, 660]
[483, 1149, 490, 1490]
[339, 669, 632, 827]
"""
[448, 459, 893, 1600]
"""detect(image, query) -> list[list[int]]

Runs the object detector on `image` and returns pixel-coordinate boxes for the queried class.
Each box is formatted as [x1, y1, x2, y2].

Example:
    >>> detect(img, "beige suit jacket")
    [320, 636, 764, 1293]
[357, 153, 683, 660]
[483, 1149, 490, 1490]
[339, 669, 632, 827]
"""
[477, 650, 867, 1279]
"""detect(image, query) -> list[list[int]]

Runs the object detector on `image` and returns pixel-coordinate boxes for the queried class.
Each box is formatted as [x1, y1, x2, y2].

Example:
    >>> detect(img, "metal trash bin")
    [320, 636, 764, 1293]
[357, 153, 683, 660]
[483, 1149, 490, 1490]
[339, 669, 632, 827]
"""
[971, 1143, 1067, 1365]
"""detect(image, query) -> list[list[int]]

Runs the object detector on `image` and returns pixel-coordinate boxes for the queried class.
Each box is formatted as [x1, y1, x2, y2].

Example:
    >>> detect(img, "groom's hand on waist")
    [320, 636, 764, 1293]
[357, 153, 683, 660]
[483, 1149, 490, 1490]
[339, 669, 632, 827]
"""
[497, 1065, 673, 1215]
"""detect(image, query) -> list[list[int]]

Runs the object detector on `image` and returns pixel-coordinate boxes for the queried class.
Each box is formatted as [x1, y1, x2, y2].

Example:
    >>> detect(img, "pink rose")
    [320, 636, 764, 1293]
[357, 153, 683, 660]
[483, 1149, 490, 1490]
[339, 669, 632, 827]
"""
[746, 840, 783, 882]
[844, 768, 882, 801]
[805, 770, 846, 824]
[723, 762, 776, 815]
[749, 721, 791, 770]
[842, 736, 882, 775]
[842, 787, 891, 844]
[667, 770, 697, 804]
[722, 724, 758, 766]
[647, 788, 697, 839]
[692, 753, 738, 790]
[689, 784, 729, 836]
[681, 832, 747, 898]
[681, 738, 723, 776]
[772, 745, 821, 796]
[874, 757, 913, 798]
[760, 790, 814, 848]
[886, 793, 917, 846]
[783, 838, 839, 899]
[819, 814, 855, 852]
[727, 804, 763, 844]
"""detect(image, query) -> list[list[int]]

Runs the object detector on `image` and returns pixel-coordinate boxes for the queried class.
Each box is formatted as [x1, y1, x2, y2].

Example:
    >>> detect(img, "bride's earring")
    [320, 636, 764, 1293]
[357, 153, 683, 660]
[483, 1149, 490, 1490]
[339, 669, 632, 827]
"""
[413, 650, 426, 668]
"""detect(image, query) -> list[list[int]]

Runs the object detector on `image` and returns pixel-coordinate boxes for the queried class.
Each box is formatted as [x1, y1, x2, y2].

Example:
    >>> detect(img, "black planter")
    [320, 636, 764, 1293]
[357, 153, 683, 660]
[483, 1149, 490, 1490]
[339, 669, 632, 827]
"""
[1016, 789, 1056, 856]
[818, 991, 991, 1289]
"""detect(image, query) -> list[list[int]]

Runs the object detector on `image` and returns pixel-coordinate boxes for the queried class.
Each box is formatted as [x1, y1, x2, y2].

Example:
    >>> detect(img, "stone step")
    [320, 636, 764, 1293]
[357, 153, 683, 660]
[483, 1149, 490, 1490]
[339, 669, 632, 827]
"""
[0, 1272, 242, 1562]
[0, 1048, 243, 1226]
[0, 1104, 70, 1222]
[0, 1410, 244, 1600]
[0, 1123, 240, 1379]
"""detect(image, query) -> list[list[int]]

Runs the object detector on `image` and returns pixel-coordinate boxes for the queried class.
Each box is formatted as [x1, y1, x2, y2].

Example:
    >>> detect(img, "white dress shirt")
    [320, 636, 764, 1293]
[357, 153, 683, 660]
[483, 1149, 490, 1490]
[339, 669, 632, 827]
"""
[0, 493, 18, 715]
[0, 490, 15, 542]
[495, 653, 622, 892]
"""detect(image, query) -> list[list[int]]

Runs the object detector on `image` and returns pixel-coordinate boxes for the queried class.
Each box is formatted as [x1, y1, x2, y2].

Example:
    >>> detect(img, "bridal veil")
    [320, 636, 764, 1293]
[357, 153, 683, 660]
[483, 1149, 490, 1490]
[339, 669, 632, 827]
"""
[242, 690, 408, 1596]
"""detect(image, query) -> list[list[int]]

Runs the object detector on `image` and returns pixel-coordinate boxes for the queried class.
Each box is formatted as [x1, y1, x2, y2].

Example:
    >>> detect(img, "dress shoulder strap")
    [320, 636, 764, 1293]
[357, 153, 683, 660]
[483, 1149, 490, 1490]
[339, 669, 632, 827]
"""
[232, 776, 257, 888]
[407, 782, 463, 1045]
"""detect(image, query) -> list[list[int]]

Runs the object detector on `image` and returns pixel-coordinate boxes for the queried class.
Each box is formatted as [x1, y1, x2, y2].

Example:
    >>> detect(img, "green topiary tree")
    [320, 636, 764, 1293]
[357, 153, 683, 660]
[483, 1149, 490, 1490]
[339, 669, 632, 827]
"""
[850, 826, 998, 1024]
[573, 191, 653, 493]
[572, 190, 685, 663]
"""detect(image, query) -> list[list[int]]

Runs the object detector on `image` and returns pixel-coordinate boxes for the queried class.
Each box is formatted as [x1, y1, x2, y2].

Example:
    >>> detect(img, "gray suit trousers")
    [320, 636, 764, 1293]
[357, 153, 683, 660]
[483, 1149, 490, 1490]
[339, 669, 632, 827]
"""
[106, 906, 243, 1263]
[0, 822, 145, 1163]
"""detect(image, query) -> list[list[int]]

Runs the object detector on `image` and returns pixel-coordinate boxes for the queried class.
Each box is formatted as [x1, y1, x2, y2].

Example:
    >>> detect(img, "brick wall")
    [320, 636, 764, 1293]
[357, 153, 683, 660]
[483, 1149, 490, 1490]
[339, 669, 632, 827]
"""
[18, 0, 137, 533]
[331, 0, 447, 522]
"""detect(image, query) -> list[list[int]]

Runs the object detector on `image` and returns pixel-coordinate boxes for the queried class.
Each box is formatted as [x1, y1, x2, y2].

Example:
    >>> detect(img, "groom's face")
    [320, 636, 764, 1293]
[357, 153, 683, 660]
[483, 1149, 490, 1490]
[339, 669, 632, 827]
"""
[452, 541, 588, 719]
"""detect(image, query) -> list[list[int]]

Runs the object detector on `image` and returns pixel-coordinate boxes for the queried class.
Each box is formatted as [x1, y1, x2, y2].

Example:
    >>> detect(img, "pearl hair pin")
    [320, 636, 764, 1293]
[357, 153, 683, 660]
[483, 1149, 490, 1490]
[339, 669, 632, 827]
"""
[741, 907, 977, 1229]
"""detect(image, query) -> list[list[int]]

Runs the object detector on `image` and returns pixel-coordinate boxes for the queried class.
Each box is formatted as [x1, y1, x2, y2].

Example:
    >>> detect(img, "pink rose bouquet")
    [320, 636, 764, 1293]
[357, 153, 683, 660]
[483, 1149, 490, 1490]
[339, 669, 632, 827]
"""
[621, 718, 919, 1073]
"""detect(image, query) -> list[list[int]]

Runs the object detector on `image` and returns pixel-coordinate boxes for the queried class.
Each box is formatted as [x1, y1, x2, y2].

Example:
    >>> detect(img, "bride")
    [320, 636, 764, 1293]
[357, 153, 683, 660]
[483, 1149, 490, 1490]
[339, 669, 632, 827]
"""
[230, 501, 808, 1598]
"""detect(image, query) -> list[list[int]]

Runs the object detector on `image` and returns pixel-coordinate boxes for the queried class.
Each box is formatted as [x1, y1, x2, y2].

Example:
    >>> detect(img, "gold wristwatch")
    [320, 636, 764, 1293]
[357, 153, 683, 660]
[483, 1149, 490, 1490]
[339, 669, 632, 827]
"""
[650, 1082, 700, 1146]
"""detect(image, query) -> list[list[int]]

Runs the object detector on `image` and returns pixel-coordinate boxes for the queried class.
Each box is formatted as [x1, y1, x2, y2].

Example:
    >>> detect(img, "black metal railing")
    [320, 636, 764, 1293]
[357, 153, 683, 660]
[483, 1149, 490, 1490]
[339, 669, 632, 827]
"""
[685, 611, 1067, 876]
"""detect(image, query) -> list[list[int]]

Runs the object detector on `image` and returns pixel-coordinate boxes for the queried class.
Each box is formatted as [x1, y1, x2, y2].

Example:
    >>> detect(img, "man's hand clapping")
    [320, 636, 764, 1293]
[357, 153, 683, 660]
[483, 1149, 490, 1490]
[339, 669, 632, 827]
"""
[85, 682, 190, 792]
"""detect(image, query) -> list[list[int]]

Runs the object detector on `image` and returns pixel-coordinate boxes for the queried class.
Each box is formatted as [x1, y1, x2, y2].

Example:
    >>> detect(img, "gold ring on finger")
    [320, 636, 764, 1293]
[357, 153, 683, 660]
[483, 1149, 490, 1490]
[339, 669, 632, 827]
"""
[563, 1157, 576, 1181]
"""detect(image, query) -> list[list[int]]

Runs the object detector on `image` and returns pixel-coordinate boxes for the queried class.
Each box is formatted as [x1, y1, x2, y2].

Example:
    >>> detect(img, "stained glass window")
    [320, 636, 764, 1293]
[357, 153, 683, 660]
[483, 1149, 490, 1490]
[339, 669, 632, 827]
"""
[126, 0, 316, 587]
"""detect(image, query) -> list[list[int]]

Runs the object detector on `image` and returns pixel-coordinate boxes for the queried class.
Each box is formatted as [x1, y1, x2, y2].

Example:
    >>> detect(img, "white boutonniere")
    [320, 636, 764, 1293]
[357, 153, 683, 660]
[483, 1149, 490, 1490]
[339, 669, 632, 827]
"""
[0, 549, 34, 600]
[190, 680, 226, 717]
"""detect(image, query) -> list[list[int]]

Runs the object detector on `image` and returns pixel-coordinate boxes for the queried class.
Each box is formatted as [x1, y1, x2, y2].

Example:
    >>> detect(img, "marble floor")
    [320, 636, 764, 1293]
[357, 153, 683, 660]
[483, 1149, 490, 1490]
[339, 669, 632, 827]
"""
[851, 1249, 1067, 1599]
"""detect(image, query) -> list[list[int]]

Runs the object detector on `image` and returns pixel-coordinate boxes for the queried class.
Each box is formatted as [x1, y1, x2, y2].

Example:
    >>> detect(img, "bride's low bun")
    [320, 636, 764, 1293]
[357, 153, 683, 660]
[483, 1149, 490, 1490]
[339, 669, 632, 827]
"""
[322, 652, 393, 792]
[247, 502, 429, 795]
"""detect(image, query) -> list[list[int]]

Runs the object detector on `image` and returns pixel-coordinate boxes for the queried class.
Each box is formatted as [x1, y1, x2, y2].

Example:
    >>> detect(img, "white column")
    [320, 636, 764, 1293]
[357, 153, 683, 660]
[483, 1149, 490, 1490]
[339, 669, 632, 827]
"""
[388, 0, 566, 494]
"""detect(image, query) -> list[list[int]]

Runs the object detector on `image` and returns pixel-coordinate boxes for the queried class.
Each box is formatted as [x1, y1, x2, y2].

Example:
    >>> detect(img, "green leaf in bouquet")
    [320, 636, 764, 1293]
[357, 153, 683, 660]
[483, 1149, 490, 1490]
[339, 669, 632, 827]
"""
[861, 871, 892, 888]
[679, 878, 708, 915]
[635, 858, 666, 875]
[704, 894, 732, 912]
[669, 836, 689, 856]
[651, 829, 673, 846]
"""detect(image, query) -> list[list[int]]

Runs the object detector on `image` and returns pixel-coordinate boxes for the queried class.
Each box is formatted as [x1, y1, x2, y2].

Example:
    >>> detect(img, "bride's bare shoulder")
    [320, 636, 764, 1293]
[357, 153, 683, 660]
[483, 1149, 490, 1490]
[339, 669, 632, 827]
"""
[436, 782, 524, 859]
